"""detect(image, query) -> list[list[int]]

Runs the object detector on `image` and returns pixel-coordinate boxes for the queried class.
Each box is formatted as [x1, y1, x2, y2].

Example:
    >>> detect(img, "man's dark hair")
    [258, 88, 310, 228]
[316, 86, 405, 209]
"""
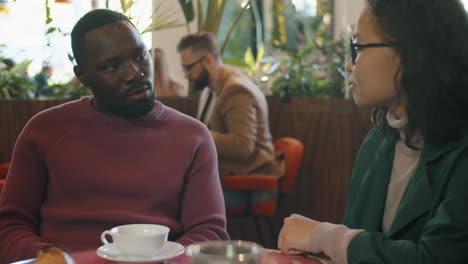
[176, 32, 220, 61]
[366, 0, 468, 147]
[71, 9, 134, 65]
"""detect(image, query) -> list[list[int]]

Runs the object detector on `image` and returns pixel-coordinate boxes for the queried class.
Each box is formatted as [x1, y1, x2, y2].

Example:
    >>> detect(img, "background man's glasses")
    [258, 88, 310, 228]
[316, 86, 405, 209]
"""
[181, 56, 205, 72]
[350, 37, 396, 64]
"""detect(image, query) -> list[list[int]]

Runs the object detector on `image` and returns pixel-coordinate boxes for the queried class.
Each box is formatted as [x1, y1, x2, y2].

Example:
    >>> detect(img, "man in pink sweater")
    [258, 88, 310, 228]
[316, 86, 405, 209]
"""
[0, 9, 228, 263]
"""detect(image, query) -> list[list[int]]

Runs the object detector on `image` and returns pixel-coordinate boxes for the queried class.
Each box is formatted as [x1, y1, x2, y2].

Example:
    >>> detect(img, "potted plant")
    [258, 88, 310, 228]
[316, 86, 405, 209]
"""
[0, 48, 35, 99]
[268, 33, 349, 100]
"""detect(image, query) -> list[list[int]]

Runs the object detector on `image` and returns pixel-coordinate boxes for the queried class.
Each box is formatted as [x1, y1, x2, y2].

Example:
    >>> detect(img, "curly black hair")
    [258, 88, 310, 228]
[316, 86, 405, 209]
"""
[367, 0, 468, 147]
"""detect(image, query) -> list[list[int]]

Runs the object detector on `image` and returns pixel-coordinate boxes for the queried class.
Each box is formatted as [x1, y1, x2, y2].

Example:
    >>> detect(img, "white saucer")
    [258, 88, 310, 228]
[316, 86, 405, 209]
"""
[97, 241, 185, 263]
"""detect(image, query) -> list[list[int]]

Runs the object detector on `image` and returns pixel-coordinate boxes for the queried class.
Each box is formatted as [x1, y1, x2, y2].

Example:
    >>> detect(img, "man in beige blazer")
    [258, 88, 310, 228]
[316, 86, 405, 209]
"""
[177, 32, 282, 179]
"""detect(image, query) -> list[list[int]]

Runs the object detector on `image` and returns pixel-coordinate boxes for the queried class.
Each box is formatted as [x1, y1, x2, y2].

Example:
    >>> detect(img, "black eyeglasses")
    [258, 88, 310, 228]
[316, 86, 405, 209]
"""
[181, 56, 205, 72]
[350, 37, 396, 64]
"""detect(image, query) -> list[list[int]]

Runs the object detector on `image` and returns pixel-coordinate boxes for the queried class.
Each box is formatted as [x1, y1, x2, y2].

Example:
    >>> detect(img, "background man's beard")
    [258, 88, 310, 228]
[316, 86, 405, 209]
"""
[192, 70, 209, 91]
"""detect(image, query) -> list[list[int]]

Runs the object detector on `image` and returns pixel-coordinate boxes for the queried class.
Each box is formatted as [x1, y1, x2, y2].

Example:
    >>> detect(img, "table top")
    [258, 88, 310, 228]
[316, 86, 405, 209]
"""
[13, 248, 329, 264]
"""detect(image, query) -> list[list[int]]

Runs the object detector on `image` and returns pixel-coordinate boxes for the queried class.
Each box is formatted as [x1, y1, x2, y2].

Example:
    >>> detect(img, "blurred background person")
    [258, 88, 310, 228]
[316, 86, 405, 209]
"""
[177, 32, 282, 179]
[33, 64, 53, 97]
[152, 48, 186, 97]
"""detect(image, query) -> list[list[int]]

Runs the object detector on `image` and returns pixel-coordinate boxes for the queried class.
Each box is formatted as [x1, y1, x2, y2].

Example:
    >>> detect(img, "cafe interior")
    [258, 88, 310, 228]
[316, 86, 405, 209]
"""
[1, 0, 468, 263]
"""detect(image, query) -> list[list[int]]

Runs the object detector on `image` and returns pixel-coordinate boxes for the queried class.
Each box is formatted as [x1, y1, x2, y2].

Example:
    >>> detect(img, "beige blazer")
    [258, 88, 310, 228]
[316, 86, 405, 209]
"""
[208, 66, 281, 177]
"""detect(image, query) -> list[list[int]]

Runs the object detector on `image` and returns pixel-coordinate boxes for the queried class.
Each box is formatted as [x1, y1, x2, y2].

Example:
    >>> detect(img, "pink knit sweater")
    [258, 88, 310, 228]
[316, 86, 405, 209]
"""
[0, 97, 228, 263]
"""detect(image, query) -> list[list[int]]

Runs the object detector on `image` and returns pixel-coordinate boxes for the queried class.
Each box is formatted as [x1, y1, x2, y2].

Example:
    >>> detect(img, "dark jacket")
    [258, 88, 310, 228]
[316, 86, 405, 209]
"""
[344, 127, 468, 264]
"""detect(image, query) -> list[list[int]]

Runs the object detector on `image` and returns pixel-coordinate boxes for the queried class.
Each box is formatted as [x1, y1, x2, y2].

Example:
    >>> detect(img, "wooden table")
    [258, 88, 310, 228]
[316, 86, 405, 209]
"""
[11, 248, 329, 264]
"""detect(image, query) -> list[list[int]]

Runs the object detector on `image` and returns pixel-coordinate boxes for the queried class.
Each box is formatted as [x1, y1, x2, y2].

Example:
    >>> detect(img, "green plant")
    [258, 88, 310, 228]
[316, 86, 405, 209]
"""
[317, 32, 349, 97]
[264, 32, 349, 100]
[175, 0, 348, 100]
[0, 59, 35, 99]
[178, 0, 252, 55]
[45, 82, 92, 99]
[106, 0, 185, 35]
[272, 0, 333, 52]
[270, 44, 318, 100]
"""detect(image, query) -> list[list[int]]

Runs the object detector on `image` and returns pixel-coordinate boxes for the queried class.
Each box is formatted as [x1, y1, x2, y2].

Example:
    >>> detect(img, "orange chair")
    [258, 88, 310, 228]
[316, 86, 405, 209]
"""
[0, 163, 10, 195]
[222, 137, 304, 245]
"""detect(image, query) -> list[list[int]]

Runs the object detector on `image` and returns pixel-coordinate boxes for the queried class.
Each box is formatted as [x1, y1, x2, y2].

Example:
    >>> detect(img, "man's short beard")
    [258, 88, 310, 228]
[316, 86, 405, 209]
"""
[113, 98, 155, 119]
[192, 68, 210, 91]
[100, 89, 155, 119]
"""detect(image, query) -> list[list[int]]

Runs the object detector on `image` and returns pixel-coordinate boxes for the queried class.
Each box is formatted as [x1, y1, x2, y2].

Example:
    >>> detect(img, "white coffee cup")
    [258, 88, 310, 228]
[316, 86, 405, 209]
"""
[101, 224, 169, 258]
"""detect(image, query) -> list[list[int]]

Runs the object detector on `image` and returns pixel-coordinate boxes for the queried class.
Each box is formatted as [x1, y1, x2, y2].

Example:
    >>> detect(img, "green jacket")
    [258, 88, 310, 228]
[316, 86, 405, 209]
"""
[344, 127, 468, 264]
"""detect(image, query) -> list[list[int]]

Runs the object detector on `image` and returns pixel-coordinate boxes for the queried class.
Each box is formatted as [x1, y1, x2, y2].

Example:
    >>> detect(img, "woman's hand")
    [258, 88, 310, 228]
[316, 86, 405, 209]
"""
[277, 213, 321, 254]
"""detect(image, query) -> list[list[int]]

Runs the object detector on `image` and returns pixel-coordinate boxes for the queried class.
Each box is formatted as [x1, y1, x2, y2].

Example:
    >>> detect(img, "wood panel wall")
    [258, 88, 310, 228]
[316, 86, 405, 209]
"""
[0, 99, 68, 164]
[0, 97, 372, 248]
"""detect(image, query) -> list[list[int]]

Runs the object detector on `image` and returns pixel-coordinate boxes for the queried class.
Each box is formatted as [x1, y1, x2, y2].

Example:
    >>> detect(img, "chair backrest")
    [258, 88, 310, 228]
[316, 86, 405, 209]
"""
[0, 163, 9, 179]
[273, 137, 304, 192]
[0, 163, 9, 195]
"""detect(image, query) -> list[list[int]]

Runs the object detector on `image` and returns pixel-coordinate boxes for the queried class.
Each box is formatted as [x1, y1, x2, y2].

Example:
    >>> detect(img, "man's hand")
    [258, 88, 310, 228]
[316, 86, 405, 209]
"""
[277, 213, 321, 254]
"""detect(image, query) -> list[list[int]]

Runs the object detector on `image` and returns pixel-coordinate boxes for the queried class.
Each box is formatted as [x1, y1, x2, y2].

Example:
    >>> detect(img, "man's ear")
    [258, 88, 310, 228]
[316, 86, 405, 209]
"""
[73, 65, 88, 87]
[203, 53, 216, 68]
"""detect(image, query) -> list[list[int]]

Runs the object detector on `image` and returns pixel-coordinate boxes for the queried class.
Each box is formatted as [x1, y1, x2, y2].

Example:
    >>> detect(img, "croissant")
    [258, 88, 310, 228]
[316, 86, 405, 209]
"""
[36, 247, 75, 264]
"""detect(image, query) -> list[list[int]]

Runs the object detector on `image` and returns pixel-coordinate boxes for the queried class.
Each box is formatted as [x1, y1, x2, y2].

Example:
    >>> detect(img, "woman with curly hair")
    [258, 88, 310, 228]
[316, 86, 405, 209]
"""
[278, 0, 468, 263]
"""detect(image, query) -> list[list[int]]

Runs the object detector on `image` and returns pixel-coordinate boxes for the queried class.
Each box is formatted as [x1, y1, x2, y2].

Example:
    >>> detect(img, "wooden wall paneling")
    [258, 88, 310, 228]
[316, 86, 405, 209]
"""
[0, 99, 68, 163]
[264, 98, 371, 249]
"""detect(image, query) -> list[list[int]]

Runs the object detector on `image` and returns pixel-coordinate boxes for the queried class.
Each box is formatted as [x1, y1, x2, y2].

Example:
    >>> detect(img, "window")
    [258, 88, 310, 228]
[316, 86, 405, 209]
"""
[216, 0, 261, 60]
[292, 0, 317, 16]
[0, 0, 152, 84]
[271, 0, 333, 51]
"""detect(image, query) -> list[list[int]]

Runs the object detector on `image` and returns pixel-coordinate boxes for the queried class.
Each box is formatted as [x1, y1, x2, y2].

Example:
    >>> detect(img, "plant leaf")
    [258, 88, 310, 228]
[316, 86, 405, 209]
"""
[45, 0, 53, 24]
[223, 58, 249, 68]
[254, 44, 264, 71]
[68, 53, 75, 64]
[46, 27, 57, 34]
[220, 1, 250, 54]
[178, 0, 194, 23]
[10, 60, 33, 75]
[196, 0, 204, 32]
[244, 47, 255, 69]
